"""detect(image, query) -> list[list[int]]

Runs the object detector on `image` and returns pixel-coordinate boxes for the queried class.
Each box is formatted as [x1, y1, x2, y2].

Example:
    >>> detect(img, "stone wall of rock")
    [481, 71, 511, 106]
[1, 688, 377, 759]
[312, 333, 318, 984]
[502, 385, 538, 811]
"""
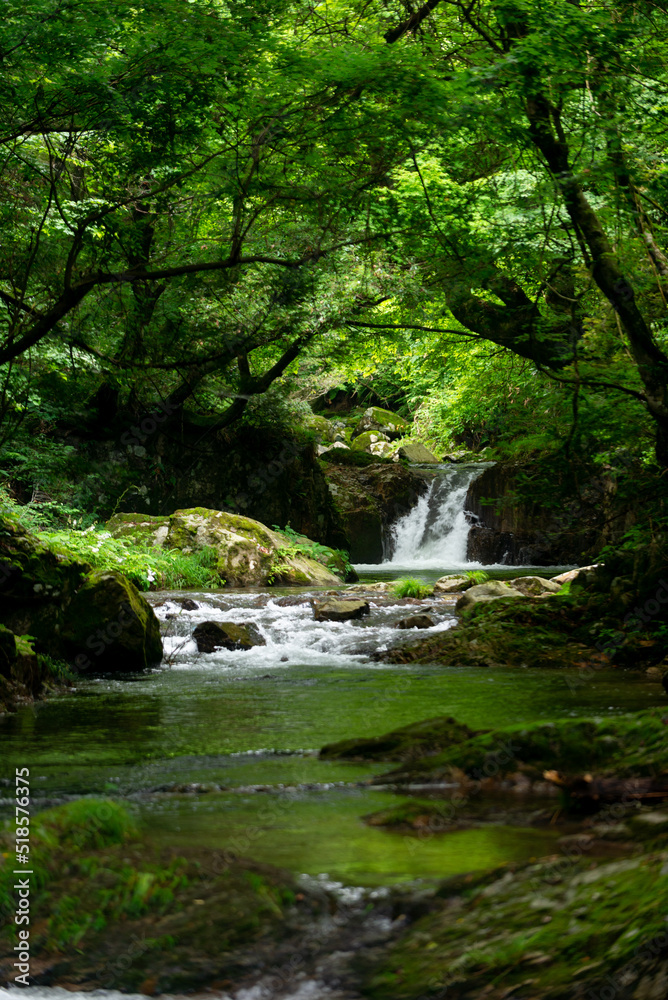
[465, 463, 636, 565]
[324, 462, 432, 563]
[79, 420, 350, 551]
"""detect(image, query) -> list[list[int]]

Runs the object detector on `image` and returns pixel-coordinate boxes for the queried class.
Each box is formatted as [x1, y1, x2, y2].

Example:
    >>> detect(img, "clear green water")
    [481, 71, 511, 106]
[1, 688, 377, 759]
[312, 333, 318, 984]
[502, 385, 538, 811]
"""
[0, 587, 662, 885]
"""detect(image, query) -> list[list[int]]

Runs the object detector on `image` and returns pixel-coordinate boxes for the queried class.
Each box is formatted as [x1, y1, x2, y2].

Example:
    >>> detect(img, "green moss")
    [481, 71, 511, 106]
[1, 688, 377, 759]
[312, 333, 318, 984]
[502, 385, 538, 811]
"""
[320, 715, 478, 762]
[364, 851, 668, 1000]
[375, 710, 668, 785]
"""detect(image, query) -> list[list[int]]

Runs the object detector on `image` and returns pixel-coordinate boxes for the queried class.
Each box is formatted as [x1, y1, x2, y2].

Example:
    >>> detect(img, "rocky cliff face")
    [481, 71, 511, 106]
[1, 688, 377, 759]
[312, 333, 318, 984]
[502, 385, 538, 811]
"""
[324, 462, 432, 562]
[465, 463, 636, 565]
[78, 420, 350, 550]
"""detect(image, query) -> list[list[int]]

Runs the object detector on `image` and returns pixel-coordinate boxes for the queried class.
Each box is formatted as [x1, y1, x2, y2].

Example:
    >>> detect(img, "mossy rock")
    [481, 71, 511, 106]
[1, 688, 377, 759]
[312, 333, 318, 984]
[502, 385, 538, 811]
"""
[305, 414, 337, 442]
[193, 621, 266, 652]
[105, 513, 170, 546]
[109, 507, 345, 587]
[169, 508, 344, 587]
[0, 625, 43, 712]
[373, 710, 668, 787]
[62, 570, 163, 672]
[320, 715, 478, 762]
[0, 511, 89, 610]
[0, 799, 324, 994]
[351, 430, 391, 453]
[455, 581, 526, 611]
[354, 407, 409, 440]
[381, 595, 609, 670]
[364, 850, 668, 1000]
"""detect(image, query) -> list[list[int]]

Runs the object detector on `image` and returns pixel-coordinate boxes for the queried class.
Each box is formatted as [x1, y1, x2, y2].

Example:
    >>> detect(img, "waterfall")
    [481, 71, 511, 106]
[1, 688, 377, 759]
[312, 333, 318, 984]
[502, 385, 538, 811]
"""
[383, 463, 492, 570]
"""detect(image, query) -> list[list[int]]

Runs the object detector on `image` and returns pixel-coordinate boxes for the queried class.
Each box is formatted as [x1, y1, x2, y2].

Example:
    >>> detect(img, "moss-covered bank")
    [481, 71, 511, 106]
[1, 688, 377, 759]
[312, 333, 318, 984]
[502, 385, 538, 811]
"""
[362, 850, 668, 1000]
[0, 799, 323, 994]
[336, 710, 668, 791]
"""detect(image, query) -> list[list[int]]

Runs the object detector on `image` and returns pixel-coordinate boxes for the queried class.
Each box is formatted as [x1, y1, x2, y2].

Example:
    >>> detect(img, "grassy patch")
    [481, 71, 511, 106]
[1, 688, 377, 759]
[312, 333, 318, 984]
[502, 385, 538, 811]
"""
[393, 577, 433, 599]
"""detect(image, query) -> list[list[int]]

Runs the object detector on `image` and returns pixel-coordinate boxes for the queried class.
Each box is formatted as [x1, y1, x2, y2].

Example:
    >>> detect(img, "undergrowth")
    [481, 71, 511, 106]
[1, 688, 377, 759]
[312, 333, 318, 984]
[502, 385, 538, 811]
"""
[37, 528, 222, 591]
[273, 524, 352, 579]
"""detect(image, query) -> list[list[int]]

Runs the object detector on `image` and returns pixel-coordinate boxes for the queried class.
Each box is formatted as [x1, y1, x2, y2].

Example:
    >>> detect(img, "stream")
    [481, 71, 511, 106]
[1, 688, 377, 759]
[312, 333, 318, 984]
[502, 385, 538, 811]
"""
[1, 466, 664, 998]
[0, 581, 660, 887]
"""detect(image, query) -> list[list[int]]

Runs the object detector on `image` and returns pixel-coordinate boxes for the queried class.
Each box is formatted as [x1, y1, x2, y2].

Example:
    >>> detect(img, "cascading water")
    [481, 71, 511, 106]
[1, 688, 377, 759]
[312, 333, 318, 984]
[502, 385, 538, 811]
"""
[383, 463, 492, 570]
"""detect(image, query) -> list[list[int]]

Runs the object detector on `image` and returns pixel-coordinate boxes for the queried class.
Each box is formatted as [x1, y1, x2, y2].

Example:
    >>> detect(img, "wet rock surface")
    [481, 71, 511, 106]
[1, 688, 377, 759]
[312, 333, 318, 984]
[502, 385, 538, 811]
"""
[193, 620, 266, 652]
[313, 599, 371, 622]
[394, 614, 435, 630]
[323, 462, 431, 562]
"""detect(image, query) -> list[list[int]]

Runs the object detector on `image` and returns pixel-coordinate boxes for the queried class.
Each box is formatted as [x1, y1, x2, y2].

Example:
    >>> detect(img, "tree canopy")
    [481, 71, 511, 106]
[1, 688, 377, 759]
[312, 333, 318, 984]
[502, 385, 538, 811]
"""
[2, 0, 668, 473]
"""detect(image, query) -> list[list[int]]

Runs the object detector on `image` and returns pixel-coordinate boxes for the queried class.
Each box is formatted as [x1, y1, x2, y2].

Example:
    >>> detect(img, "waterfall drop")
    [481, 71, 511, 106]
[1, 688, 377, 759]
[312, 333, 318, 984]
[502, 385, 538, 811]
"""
[383, 463, 492, 570]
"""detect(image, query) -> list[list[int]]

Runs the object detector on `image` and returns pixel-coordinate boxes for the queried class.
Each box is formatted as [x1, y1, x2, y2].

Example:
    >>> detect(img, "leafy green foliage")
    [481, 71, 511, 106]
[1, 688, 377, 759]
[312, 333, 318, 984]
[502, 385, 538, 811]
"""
[465, 571, 490, 584]
[38, 528, 221, 591]
[272, 524, 353, 579]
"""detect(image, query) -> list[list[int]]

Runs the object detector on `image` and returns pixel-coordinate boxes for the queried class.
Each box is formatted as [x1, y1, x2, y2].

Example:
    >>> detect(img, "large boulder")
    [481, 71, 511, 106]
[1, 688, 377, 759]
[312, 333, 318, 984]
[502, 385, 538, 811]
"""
[313, 599, 370, 622]
[433, 574, 473, 594]
[455, 581, 525, 611]
[0, 627, 43, 712]
[108, 508, 345, 587]
[323, 463, 431, 562]
[398, 443, 440, 463]
[0, 512, 163, 682]
[353, 407, 409, 441]
[62, 570, 163, 672]
[507, 575, 561, 596]
[193, 621, 266, 653]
